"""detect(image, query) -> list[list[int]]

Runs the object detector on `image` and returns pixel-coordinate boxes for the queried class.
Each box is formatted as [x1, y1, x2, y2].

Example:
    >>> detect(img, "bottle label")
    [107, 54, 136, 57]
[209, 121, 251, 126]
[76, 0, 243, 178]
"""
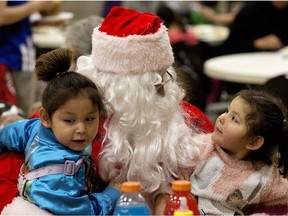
[113, 203, 150, 216]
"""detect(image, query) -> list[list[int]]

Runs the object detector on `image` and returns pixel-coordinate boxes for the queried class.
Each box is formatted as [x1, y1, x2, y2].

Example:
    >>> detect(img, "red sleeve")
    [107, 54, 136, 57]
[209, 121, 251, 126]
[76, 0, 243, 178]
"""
[181, 100, 214, 133]
[0, 64, 17, 105]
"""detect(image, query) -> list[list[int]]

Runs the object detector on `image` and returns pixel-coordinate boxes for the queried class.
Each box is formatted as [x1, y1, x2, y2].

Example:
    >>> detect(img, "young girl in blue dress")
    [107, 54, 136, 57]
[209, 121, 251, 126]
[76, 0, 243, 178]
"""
[0, 48, 120, 215]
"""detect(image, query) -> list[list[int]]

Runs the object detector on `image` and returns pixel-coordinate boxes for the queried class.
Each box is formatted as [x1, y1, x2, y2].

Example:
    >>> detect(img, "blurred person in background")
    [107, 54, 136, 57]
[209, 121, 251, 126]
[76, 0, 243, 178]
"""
[0, 1, 56, 116]
[216, 1, 288, 55]
[198, 1, 243, 26]
[65, 15, 104, 59]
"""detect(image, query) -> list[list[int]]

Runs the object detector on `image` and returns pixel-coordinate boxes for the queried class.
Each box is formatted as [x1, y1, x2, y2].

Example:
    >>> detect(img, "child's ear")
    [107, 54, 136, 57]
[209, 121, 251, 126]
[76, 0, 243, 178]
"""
[246, 136, 264, 150]
[39, 107, 51, 128]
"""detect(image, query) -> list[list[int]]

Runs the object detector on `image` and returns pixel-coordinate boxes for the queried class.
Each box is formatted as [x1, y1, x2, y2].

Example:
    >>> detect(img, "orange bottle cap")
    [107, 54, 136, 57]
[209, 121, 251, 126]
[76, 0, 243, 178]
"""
[172, 180, 191, 191]
[121, 181, 141, 192]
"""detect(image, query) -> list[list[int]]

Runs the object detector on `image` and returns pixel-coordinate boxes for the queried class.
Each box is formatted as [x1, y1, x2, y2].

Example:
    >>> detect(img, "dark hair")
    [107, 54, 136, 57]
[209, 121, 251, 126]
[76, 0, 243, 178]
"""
[236, 89, 288, 176]
[156, 5, 186, 32]
[35, 48, 106, 118]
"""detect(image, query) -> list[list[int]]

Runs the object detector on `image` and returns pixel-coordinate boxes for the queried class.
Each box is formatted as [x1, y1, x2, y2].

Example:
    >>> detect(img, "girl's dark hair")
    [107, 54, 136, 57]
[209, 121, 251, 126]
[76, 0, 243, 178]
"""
[35, 48, 106, 118]
[236, 89, 288, 176]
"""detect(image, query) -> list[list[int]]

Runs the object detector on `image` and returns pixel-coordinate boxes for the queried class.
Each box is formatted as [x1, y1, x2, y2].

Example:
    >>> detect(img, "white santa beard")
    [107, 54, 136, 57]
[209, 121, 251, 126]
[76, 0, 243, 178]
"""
[94, 71, 200, 193]
[76, 59, 200, 193]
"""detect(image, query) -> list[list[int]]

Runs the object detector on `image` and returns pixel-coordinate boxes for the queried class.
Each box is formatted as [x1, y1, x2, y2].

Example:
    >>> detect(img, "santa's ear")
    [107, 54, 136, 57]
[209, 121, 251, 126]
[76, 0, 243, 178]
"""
[246, 136, 264, 150]
[39, 107, 51, 128]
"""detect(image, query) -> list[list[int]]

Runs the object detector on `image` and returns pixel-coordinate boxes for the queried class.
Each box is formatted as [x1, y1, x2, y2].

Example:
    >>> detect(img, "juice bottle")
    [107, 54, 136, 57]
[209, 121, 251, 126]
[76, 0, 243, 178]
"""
[163, 180, 200, 216]
[113, 181, 150, 216]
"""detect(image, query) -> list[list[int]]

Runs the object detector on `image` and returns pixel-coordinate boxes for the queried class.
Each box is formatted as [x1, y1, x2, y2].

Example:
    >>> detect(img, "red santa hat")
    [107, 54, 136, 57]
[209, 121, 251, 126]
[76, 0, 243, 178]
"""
[91, 6, 174, 74]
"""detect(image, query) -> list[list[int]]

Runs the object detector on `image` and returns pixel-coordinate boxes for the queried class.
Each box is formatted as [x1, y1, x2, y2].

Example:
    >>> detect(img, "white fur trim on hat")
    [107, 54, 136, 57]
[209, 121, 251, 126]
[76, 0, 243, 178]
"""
[91, 24, 174, 74]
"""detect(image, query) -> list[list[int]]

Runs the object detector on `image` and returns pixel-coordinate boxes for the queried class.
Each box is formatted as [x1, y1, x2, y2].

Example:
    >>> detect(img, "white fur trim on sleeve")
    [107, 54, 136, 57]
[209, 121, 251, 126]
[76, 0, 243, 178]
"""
[1, 196, 52, 215]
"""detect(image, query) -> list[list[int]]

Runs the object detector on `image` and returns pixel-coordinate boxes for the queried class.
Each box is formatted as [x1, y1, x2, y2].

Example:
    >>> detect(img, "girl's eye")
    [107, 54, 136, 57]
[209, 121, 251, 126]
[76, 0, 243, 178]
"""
[86, 117, 95, 122]
[231, 116, 237, 123]
[64, 119, 74, 123]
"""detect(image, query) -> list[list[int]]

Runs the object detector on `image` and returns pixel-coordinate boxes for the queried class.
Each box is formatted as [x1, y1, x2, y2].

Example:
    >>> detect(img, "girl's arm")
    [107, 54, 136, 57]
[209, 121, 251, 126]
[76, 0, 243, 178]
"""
[0, 118, 38, 153]
[26, 175, 120, 215]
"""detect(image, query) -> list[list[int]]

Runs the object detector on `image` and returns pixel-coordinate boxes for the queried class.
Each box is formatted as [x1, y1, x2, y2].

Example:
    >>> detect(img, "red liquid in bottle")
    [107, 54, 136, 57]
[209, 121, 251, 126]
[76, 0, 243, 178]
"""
[163, 180, 200, 216]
